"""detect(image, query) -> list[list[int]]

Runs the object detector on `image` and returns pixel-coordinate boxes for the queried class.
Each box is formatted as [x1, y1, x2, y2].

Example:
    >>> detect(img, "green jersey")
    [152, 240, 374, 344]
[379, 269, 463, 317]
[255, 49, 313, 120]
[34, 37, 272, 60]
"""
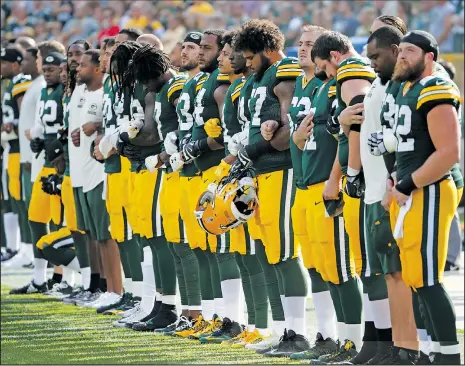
[2, 74, 31, 153]
[192, 69, 230, 172]
[222, 77, 244, 156]
[154, 75, 185, 140]
[177, 72, 207, 177]
[237, 74, 254, 127]
[288, 75, 322, 189]
[302, 79, 339, 186]
[102, 75, 121, 173]
[38, 83, 64, 167]
[394, 76, 460, 181]
[249, 57, 302, 174]
[336, 57, 376, 174]
[63, 93, 71, 176]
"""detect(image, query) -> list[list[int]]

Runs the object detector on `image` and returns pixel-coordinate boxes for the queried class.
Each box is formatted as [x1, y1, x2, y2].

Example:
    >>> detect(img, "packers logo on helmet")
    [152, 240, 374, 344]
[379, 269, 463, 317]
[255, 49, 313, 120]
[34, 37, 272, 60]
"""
[195, 166, 258, 236]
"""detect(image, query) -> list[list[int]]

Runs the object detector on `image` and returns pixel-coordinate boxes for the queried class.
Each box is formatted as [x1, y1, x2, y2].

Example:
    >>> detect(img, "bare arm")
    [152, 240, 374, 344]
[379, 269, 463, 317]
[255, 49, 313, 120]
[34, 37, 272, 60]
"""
[271, 80, 295, 151]
[411, 105, 460, 188]
[129, 92, 160, 146]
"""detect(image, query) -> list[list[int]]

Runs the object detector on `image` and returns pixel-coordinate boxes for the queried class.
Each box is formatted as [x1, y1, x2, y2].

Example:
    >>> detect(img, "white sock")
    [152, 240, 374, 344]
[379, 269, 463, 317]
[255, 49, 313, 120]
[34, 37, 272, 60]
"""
[4, 213, 19, 251]
[33, 258, 48, 285]
[313, 290, 337, 340]
[221, 278, 241, 322]
[81, 267, 91, 290]
[363, 293, 374, 321]
[347, 167, 360, 176]
[247, 324, 256, 332]
[20, 243, 32, 260]
[162, 294, 176, 306]
[418, 328, 430, 355]
[66, 257, 80, 272]
[337, 322, 346, 342]
[141, 246, 156, 314]
[182, 305, 189, 312]
[431, 339, 440, 354]
[280, 294, 286, 315]
[285, 296, 307, 336]
[273, 320, 286, 336]
[214, 297, 225, 318]
[62, 266, 75, 286]
[123, 278, 133, 294]
[132, 281, 144, 299]
[345, 323, 363, 351]
[156, 292, 162, 302]
[370, 298, 392, 329]
[202, 299, 215, 321]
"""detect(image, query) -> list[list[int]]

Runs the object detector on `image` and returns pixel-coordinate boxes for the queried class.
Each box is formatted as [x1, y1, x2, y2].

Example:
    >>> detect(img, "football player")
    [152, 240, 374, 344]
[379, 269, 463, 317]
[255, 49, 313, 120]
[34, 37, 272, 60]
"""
[389, 30, 461, 365]
[11, 51, 65, 294]
[233, 19, 310, 356]
[74, 49, 123, 310]
[288, 25, 340, 361]
[1, 47, 31, 265]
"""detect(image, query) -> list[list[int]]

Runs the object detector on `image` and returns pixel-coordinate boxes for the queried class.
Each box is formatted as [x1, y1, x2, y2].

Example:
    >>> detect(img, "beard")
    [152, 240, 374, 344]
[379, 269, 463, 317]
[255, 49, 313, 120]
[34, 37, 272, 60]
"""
[254, 54, 271, 82]
[200, 56, 219, 73]
[315, 70, 327, 81]
[180, 61, 198, 72]
[393, 58, 425, 82]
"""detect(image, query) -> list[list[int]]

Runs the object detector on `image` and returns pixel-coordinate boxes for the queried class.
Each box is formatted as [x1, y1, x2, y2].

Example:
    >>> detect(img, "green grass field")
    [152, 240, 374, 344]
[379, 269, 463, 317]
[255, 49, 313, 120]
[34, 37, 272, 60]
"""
[1, 285, 301, 365]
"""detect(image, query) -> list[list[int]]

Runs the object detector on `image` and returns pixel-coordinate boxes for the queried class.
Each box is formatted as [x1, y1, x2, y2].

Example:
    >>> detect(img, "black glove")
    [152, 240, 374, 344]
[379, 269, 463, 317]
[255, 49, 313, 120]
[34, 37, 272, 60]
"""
[122, 143, 142, 161]
[30, 138, 45, 154]
[344, 171, 365, 198]
[58, 126, 68, 143]
[237, 147, 253, 168]
[182, 139, 208, 163]
[41, 174, 62, 196]
[116, 140, 127, 157]
[327, 115, 340, 137]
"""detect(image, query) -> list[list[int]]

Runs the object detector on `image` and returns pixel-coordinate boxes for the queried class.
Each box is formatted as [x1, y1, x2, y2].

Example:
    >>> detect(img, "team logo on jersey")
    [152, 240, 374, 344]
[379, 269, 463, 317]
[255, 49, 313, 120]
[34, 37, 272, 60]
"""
[88, 103, 98, 115]
[78, 98, 85, 108]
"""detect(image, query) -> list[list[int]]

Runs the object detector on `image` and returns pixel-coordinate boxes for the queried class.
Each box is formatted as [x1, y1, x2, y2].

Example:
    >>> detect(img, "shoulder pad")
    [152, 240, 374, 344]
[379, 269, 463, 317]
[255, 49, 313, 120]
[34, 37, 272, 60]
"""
[276, 57, 302, 80]
[417, 76, 460, 110]
[337, 57, 375, 84]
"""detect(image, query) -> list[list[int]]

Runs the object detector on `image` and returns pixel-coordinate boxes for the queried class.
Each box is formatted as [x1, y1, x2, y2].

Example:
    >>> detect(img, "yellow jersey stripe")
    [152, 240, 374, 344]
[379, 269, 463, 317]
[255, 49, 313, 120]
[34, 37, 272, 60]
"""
[168, 82, 186, 93]
[231, 91, 241, 103]
[278, 63, 300, 70]
[233, 82, 244, 93]
[196, 82, 205, 92]
[419, 85, 456, 95]
[417, 93, 460, 109]
[12, 82, 31, 95]
[329, 86, 336, 92]
[337, 71, 376, 81]
[167, 85, 184, 100]
[418, 89, 460, 102]
[217, 74, 230, 81]
[11, 85, 31, 97]
[276, 71, 303, 78]
[338, 63, 372, 72]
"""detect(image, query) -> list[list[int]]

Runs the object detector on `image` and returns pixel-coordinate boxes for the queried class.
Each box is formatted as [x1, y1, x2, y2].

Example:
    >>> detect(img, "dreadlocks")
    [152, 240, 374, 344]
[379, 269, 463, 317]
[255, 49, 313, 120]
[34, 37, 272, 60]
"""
[66, 39, 91, 95]
[126, 44, 171, 88]
[109, 40, 142, 99]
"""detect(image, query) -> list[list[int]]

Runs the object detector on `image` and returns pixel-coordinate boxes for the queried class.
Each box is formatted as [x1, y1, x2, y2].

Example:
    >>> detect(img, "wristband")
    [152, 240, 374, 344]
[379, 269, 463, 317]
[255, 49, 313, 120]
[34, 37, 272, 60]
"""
[245, 140, 276, 160]
[350, 124, 361, 132]
[395, 175, 417, 196]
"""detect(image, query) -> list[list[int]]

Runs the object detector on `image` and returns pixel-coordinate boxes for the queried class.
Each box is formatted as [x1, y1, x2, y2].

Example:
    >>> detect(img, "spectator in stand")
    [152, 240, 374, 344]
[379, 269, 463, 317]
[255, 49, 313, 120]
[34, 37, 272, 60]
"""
[55, 1, 74, 27]
[430, 0, 458, 52]
[355, 6, 378, 36]
[333, 0, 360, 37]
[97, 7, 120, 43]
[161, 14, 186, 54]
[410, 1, 435, 30]
[62, 1, 98, 45]
[226, 3, 250, 28]
[4, 2, 35, 38]
[123, 1, 149, 30]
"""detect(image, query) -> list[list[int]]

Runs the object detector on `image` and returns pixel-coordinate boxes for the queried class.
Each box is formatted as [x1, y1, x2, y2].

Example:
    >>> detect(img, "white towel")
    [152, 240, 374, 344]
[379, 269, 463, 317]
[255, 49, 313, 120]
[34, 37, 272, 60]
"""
[393, 195, 413, 239]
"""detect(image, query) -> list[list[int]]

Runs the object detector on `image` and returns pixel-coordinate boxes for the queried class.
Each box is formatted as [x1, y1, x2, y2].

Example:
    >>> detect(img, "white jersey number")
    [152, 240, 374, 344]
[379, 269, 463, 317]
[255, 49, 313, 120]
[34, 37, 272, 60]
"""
[2, 93, 15, 124]
[250, 86, 267, 127]
[393, 104, 414, 152]
[178, 92, 193, 131]
[38, 100, 59, 132]
[193, 88, 206, 126]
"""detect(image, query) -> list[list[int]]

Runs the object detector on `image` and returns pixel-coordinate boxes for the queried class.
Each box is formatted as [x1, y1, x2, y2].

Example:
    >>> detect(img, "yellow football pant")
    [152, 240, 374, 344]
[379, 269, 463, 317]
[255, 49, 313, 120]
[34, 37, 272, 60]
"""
[61, 176, 83, 232]
[7, 152, 21, 200]
[28, 167, 62, 225]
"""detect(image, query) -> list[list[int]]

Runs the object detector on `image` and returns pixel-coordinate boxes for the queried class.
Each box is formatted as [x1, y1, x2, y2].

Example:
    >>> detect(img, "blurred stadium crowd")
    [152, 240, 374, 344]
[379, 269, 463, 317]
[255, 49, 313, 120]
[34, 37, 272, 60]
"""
[1, 0, 464, 60]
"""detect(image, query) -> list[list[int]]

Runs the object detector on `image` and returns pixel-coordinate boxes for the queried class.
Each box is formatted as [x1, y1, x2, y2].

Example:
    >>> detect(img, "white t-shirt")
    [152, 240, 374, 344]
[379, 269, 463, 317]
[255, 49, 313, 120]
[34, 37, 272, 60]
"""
[361, 77, 389, 205]
[79, 87, 105, 193]
[18, 75, 46, 163]
[68, 84, 87, 188]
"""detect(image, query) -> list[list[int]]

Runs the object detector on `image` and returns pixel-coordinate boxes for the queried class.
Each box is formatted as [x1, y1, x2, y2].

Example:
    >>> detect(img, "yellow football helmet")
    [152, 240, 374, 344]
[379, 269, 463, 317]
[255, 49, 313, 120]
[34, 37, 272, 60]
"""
[195, 166, 258, 236]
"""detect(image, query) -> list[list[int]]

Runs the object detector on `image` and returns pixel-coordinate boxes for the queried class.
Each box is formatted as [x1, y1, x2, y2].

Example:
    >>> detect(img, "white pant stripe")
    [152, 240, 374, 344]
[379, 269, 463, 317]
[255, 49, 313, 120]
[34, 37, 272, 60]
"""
[426, 184, 436, 287]
[53, 238, 74, 249]
[338, 216, 349, 282]
[283, 169, 293, 261]
[155, 171, 164, 237]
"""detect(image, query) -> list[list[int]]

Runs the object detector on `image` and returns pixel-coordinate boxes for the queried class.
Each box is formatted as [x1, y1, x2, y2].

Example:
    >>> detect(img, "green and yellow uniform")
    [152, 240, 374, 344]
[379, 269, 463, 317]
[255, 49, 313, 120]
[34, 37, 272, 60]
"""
[154, 75, 187, 244]
[248, 57, 302, 264]
[288, 75, 322, 271]
[335, 57, 376, 277]
[28, 83, 64, 225]
[177, 72, 207, 250]
[389, 76, 460, 289]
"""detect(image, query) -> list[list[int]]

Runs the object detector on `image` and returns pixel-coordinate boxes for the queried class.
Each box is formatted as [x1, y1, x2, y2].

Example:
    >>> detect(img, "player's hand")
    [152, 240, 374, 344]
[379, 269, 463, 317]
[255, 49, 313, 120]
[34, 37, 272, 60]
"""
[30, 138, 44, 153]
[237, 147, 252, 168]
[323, 178, 340, 200]
[169, 152, 185, 171]
[391, 185, 409, 206]
[381, 181, 393, 212]
[128, 119, 144, 139]
[93, 143, 104, 161]
[368, 131, 387, 156]
[260, 120, 279, 141]
[71, 128, 80, 147]
[327, 114, 341, 138]
[2, 123, 13, 133]
[122, 143, 142, 161]
[164, 131, 179, 155]
[145, 154, 160, 173]
[24, 129, 32, 141]
[204, 118, 222, 138]
[228, 130, 248, 156]
[82, 122, 100, 136]
[338, 103, 364, 126]
[57, 126, 68, 143]
[182, 140, 203, 162]
[294, 114, 314, 147]
[344, 171, 365, 198]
